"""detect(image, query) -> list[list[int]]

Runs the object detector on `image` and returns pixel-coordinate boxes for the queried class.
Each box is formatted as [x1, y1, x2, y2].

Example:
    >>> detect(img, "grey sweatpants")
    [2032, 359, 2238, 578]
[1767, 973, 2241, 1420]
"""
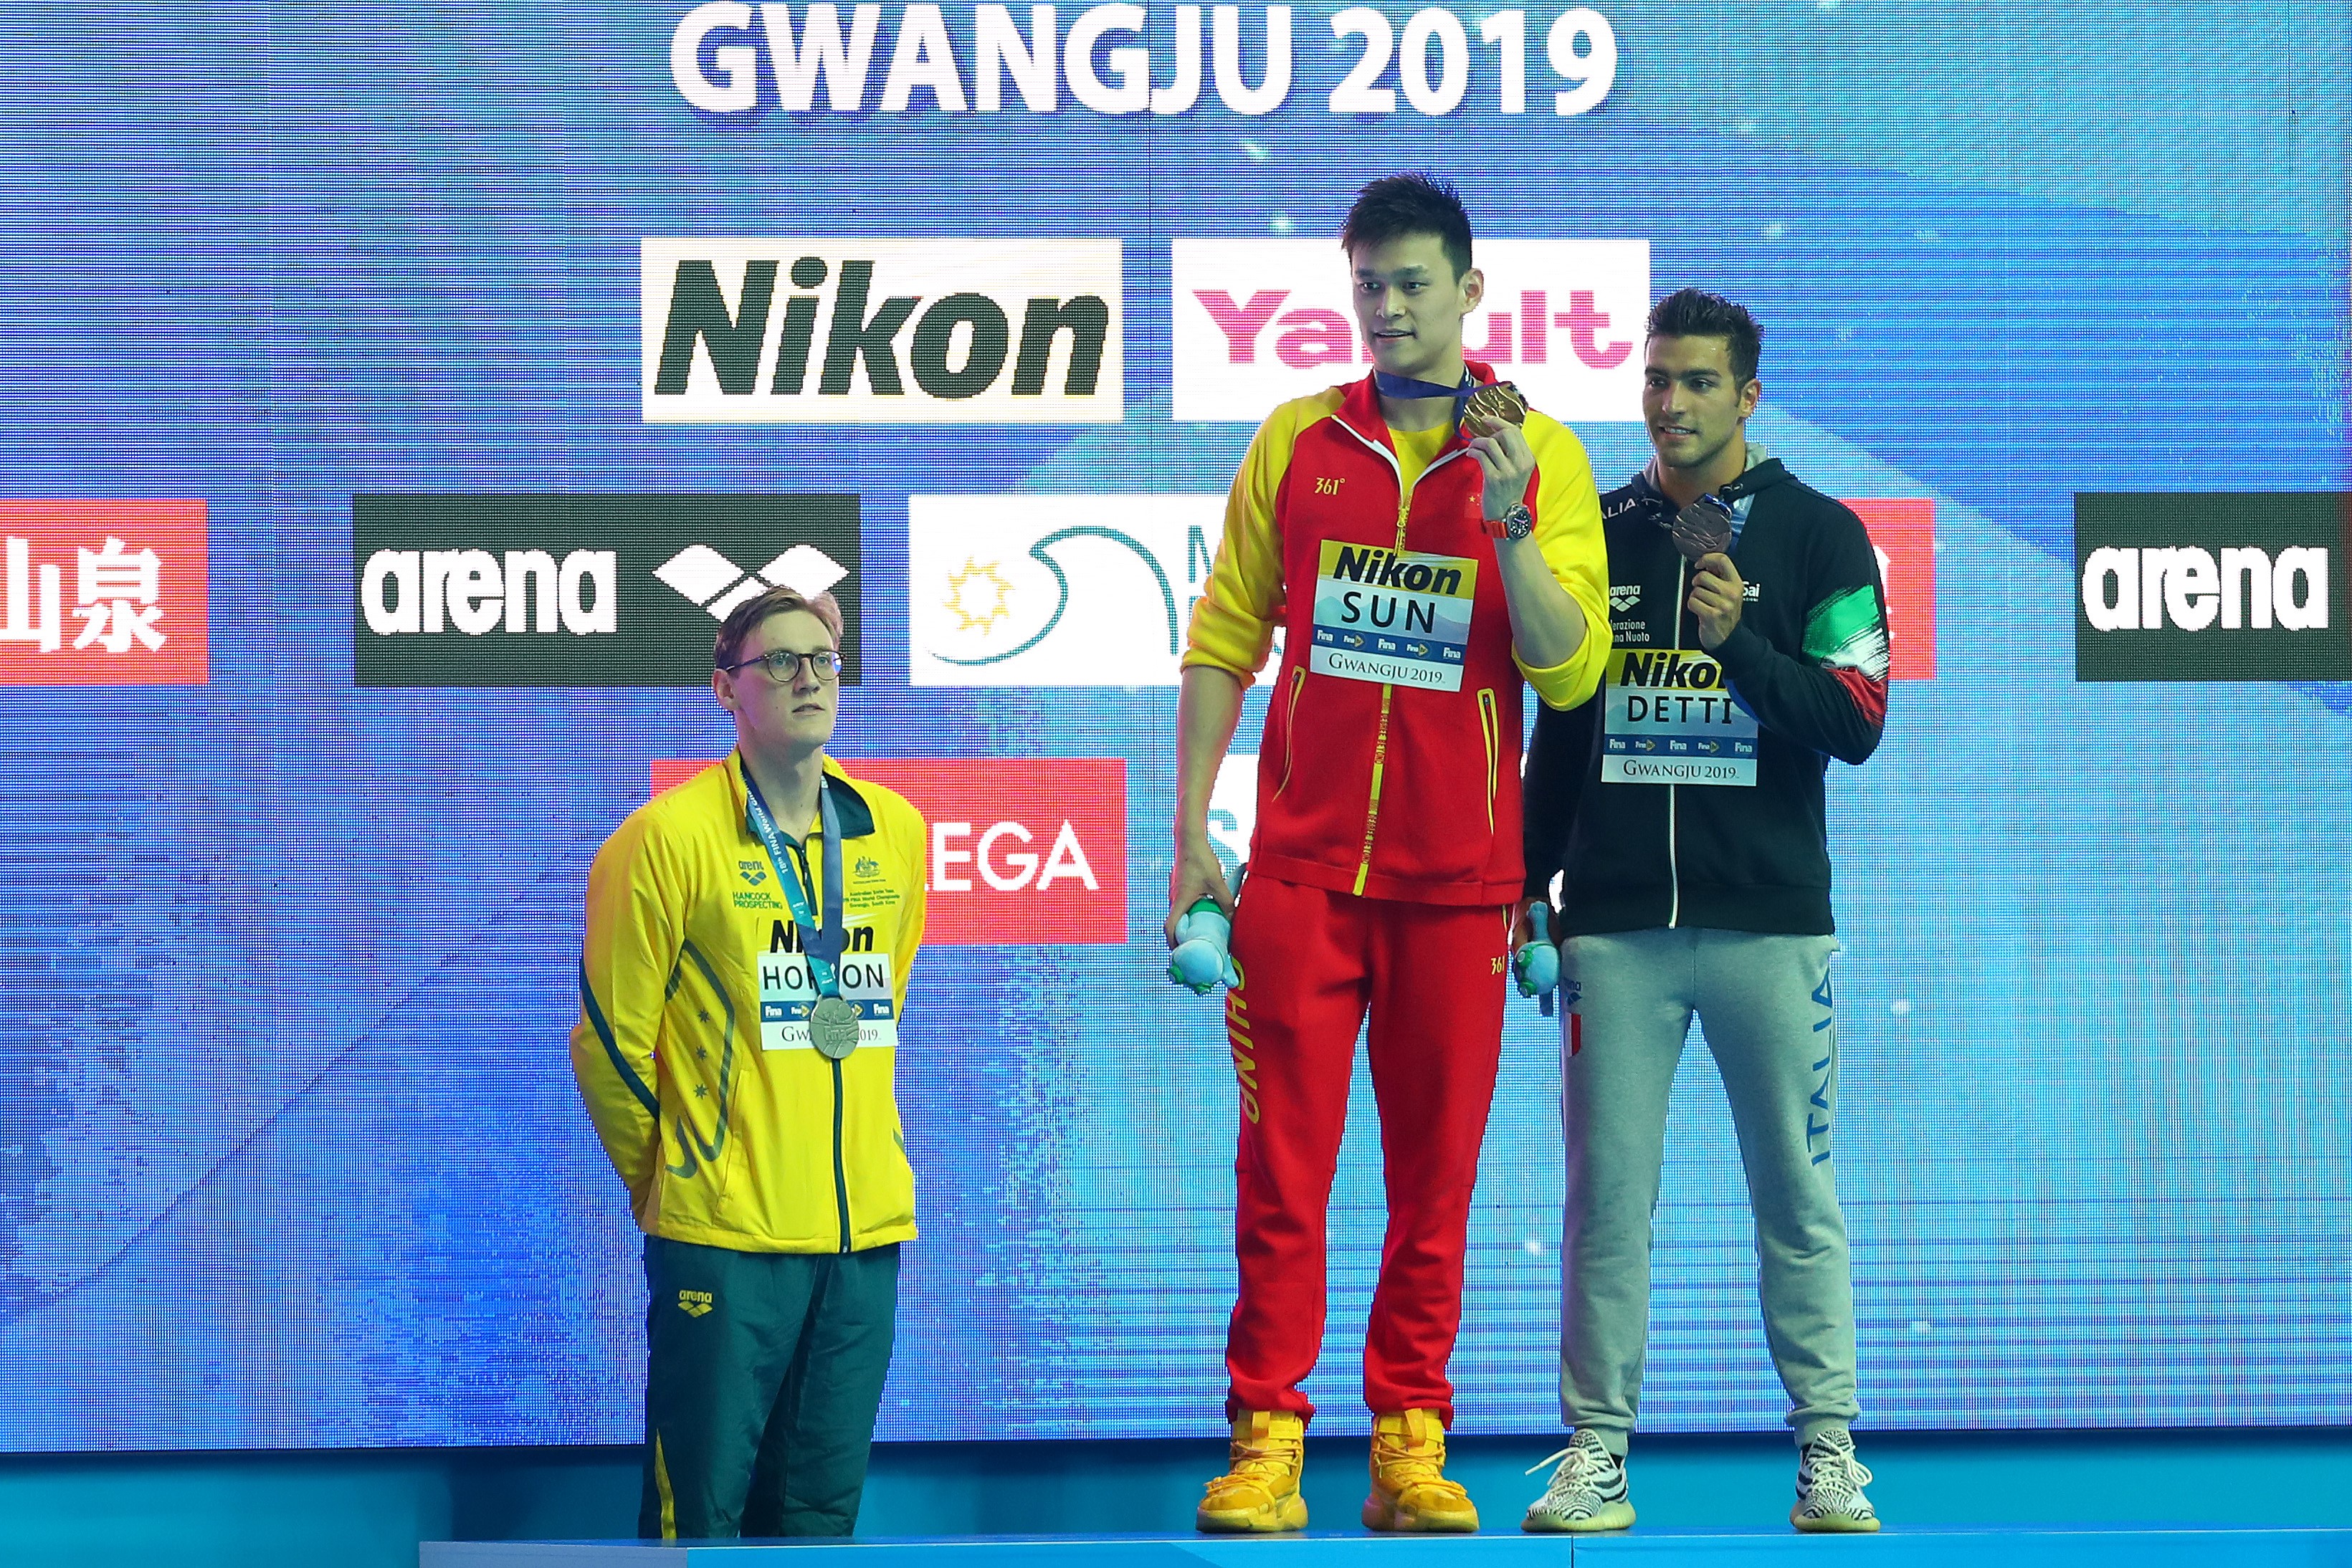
[1557, 927, 1859, 1454]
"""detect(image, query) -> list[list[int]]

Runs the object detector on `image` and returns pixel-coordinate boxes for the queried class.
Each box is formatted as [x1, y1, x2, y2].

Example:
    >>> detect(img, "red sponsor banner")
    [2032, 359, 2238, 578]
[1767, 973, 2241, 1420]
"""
[652, 757, 1127, 945]
[1846, 498, 1936, 680]
[0, 501, 209, 686]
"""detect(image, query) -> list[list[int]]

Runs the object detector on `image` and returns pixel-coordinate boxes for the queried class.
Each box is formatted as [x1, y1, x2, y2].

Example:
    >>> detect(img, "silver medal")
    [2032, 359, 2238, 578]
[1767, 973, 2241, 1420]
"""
[809, 994, 861, 1060]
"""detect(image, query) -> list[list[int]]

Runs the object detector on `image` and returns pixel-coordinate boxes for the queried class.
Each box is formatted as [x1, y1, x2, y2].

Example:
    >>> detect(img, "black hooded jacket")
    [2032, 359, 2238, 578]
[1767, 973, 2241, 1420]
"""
[1523, 456, 1890, 936]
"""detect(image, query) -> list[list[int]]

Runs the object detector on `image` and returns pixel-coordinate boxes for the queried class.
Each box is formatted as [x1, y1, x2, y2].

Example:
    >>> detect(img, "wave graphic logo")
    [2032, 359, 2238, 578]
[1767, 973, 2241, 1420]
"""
[909, 494, 1228, 686]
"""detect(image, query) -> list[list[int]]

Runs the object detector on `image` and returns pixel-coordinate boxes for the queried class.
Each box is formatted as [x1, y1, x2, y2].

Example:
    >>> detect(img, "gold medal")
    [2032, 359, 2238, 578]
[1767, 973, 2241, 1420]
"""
[809, 994, 861, 1061]
[1460, 379, 1528, 431]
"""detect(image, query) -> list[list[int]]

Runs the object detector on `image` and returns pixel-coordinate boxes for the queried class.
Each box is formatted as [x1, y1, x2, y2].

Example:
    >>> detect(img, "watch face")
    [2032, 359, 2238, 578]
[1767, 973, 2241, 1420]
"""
[1505, 504, 1535, 539]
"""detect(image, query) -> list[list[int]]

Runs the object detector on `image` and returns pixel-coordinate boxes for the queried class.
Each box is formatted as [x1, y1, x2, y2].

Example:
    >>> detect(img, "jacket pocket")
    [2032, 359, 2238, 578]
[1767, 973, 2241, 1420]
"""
[1477, 687, 1500, 835]
[1272, 666, 1306, 799]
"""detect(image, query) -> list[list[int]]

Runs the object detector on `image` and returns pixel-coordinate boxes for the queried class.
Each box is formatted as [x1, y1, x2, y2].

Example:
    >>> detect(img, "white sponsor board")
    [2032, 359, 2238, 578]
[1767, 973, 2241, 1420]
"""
[1170, 237, 1649, 423]
[643, 238, 1123, 423]
[909, 494, 1229, 685]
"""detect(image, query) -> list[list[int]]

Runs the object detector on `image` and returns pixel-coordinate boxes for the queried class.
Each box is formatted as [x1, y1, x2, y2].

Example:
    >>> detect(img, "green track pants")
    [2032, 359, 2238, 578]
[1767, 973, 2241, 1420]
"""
[638, 1235, 900, 1539]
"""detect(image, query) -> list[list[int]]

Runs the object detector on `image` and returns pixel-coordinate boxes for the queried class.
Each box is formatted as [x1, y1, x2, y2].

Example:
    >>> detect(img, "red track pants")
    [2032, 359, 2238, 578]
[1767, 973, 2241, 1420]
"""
[1222, 875, 1511, 1427]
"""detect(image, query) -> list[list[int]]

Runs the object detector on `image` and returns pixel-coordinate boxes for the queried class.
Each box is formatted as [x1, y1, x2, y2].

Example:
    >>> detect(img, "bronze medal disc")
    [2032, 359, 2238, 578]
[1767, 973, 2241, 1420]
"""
[1461, 380, 1529, 431]
[809, 995, 861, 1061]
[1665, 500, 1733, 562]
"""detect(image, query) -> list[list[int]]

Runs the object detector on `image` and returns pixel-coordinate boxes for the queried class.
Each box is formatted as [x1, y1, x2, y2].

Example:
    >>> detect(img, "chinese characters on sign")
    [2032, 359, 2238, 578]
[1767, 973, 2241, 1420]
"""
[0, 502, 209, 685]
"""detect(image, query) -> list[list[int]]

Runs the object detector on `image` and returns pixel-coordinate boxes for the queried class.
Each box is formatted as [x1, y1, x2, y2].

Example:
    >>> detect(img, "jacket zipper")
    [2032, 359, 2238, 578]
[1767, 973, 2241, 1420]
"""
[832, 1056, 852, 1253]
[1330, 419, 1468, 896]
[1666, 557, 1686, 929]
[795, 836, 855, 1253]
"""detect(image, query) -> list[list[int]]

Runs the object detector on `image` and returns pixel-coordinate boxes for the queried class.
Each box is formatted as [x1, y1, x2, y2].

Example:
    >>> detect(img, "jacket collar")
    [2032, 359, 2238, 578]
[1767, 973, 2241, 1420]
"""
[728, 750, 878, 841]
[1334, 358, 1501, 451]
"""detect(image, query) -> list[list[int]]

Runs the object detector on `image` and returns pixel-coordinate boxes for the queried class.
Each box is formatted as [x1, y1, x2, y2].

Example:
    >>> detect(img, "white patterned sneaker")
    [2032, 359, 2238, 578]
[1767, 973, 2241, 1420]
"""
[1521, 1428, 1635, 1533]
[1792, 1428, 1880, 1533]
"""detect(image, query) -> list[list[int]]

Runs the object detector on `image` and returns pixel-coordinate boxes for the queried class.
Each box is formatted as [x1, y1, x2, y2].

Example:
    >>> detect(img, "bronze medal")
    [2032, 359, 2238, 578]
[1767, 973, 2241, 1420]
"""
[809, 994, 861, 1061]
[1665, 499, 1733, 563]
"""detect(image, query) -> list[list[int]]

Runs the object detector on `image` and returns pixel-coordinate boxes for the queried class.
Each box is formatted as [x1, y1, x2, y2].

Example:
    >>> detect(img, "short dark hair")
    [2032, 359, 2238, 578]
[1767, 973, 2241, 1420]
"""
[1647, 288, 1764, 385]
[714, 583, 844, 669]
[1341, 173, 1473, 279]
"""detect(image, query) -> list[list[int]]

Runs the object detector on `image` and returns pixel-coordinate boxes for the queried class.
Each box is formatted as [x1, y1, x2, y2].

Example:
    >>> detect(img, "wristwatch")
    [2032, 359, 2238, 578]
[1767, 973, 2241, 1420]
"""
[1498, 502, 1535, 540]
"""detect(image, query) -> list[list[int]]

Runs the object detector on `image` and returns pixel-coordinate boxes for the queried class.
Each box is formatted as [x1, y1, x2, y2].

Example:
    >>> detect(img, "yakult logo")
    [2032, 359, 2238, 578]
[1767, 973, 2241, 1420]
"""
[2074, 493, 2351, 682]
[0, 501, 209, 687]
[643, 238, 1124, 424]
[1171, 238, 1649, 422]
[652, 757, 1127, 943]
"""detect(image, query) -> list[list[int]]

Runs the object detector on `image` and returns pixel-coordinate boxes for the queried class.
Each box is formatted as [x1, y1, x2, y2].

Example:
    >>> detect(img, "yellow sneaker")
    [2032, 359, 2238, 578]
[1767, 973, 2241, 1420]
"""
[1362, 1409, 1479, 1533]
[1196, 1410, 1308, 1534]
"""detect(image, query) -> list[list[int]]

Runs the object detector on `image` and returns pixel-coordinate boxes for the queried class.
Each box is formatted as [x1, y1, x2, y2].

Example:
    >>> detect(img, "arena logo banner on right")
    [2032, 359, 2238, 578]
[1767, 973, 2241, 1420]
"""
[2074, 492, 2352, 682]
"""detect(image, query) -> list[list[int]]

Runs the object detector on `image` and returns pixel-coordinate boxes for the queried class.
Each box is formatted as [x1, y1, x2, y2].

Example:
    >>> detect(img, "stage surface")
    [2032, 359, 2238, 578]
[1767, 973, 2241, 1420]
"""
[423, 1526, 2352, 1565]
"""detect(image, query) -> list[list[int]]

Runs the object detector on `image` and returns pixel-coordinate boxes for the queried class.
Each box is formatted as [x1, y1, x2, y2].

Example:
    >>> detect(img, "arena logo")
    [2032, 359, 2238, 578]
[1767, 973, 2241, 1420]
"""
[642, 239, 1124, 424]
[908, 493, 1260, 686]
[2074, 493, 2351, 682]
[0, 500, 209, 687]
[2080, 547, 2328, 632]
[1170, 237, 1649, 423]
[651, 757, 1127, 943]
[353, 495, 860, 687]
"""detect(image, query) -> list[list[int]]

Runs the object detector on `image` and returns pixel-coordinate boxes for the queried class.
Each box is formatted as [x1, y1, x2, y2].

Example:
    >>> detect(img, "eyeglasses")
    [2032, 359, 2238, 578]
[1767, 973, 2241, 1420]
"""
[719, 647, 842, 684]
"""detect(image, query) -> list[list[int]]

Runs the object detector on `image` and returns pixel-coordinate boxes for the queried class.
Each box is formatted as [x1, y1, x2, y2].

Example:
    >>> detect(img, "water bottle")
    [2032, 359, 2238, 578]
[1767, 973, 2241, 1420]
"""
[1168, 899, 1238, 994]
[1514, 902, 1560, 1015]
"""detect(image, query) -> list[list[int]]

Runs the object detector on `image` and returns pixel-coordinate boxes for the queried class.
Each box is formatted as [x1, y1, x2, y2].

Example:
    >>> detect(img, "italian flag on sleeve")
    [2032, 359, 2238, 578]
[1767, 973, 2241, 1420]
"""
[1804, 585, 1890, 730]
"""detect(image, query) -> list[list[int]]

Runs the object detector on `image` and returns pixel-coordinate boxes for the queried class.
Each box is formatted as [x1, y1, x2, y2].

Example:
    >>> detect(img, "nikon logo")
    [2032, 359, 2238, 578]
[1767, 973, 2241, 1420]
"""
[2074, 494, 2351, 682]
[642, 238, 1124, 424]
[1616, 650, 1725, 689]
[1325, 546, 1465, 596]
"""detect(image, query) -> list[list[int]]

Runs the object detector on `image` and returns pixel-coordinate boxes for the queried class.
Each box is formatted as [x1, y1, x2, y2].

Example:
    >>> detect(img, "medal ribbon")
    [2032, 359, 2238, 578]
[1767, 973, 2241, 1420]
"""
[743, 764, 846, 1000]
[1373, 368, 1477, 431]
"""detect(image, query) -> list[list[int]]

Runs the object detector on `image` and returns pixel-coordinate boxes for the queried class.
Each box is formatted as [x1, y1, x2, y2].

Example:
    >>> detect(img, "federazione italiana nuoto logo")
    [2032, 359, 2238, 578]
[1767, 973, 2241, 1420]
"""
[642, 238, 1123, 424]
[2074, 493, 2351, 682]
[351, 494, 861, 687]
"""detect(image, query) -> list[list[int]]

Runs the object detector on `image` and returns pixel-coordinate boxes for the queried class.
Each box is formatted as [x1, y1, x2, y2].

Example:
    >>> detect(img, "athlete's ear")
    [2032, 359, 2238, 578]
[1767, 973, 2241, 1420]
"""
[712, 666, 738, 716]
[1738, 376, 1761, 421]
[1460, 265, 1485, 315]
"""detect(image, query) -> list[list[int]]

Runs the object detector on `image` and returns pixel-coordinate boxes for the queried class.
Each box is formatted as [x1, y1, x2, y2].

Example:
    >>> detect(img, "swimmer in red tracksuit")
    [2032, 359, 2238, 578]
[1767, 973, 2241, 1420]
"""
[1171, 174, 1611, 1536]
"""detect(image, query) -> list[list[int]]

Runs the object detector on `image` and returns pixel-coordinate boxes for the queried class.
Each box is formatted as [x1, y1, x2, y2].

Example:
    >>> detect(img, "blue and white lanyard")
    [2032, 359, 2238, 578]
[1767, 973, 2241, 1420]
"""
[742, 766, 845, 998]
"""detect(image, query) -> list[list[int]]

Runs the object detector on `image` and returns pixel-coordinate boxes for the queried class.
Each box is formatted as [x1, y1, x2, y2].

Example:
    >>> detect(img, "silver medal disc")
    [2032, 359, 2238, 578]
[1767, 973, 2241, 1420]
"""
[809, 994, 861, 1061]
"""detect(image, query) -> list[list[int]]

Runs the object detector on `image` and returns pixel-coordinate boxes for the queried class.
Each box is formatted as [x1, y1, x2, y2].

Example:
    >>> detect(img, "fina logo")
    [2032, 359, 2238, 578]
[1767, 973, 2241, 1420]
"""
[2080, 545, 2329, 633]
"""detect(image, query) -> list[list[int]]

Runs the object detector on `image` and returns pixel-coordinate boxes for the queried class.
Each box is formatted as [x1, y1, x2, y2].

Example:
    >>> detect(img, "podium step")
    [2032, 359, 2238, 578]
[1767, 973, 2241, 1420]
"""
[422, 1526, 2352, 1567]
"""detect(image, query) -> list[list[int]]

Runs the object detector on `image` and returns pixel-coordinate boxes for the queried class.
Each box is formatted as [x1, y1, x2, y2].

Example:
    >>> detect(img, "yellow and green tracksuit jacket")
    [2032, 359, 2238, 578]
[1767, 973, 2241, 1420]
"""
[570, 751, 927, 1254]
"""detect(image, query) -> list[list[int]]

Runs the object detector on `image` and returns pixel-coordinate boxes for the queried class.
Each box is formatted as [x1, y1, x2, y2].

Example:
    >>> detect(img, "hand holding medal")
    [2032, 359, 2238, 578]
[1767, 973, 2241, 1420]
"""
[1460, 381, 1533, 537]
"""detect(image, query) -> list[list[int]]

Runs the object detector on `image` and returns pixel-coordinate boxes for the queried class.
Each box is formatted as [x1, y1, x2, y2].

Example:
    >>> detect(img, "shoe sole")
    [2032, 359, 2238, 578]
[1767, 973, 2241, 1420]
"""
[1523, 1502, 1636, 1534]
[1791, 1508, 1880, 1534]
[1196, 1495, 1308, 1534]
[1361, 1497, 1478, 1534]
